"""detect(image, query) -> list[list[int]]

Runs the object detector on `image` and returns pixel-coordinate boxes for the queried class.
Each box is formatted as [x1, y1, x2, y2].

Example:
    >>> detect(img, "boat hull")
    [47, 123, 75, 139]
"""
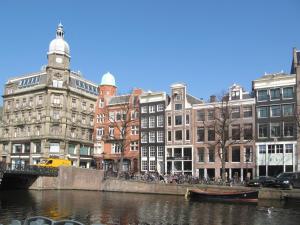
[187, 189, 258, 203]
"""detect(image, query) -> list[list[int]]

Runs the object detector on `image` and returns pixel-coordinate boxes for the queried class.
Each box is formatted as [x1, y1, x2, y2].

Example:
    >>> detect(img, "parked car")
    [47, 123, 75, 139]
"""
[246, 176, 275, 187]
[274, 172, 300, 189]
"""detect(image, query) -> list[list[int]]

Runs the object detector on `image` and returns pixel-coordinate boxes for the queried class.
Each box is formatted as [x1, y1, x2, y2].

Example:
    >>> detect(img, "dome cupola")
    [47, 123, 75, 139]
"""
[101, 72, 116, 87]
[48, 23, 70, 57]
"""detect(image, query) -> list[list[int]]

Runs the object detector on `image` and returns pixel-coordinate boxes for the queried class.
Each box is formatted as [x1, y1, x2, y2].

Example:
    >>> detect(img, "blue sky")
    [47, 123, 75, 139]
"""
[0, 0, 299, 103]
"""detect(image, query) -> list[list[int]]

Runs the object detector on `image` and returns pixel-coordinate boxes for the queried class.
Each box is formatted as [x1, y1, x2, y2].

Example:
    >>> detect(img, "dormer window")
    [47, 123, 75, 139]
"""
[231, 91, 240, 100]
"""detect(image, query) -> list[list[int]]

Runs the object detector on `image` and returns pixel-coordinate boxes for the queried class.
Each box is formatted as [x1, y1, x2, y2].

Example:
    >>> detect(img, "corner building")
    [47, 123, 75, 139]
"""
[0, 24, 98, 168]
[94, 73, 142, 172]
[253, 72, 297, 176]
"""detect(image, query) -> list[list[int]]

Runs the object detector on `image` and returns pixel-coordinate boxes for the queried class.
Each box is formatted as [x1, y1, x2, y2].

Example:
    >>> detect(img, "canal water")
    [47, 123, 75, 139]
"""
[0, 190, 300, 225]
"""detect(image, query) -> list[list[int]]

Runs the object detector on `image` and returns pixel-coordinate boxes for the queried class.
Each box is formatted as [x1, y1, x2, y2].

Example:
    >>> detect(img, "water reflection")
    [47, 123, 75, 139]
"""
[0, 190, 300, 225]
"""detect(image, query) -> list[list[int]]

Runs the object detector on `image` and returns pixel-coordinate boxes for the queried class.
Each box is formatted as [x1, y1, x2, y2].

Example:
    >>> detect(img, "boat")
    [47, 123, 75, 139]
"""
[186, 188, 259, 203]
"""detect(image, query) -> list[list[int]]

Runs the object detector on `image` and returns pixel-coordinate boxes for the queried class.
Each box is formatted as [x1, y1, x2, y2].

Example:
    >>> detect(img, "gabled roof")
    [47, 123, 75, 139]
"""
[187, 94, 203, 105]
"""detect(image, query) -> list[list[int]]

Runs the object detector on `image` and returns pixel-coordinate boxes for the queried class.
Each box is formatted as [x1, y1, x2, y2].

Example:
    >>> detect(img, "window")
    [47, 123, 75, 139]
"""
[244, 124, 253, 140]
[175, 130, 182, 141]
[141, 117, 148, 128]
[282, 104, 294, 116]
[109, 112, 115, 121]
[197, 127, 204, 142]
[82, 101, 86, 110]
[231, 91, 240, 100]
[149, 105, 155, 113]
[141, 161, 148, 171]
[168, 131, 172, 141]
[72, 98, 77, 108]
[175, 104, 182, 110]
[149, 161, 156, 171]
[112, 144, 121, 154]
[22, 98, 26, 107]
[198, 148, 205, 162]
[131, 110, 139, 119]
[53, 110, 60, 119]
[208, 127, 215, 141]
[231, 107, 240, 118]
[258, 124, 268, 138]
[157, 146, 164, 158]
[232, 125, 240, 140]
[186, 130, 190, 141]
[232, 147, 240, 162]
[157, 131, 164, 142]
[141, 132, 148, 143]
[276, 144, 283, 153]
[175, 115, 182, 125]
[141, 146, 148, 157]
[208, 110, 214, 120]
[257, 90, 268, 101]
[197, 110, 205, 121]
[271, 105, 281, 117]
[268, 145, 275, 154]
[99, 114, 104, 124]
[174, 148, 182, 158]
[157, 115, 164, 127]
[16, 99, 19, 108]
[82, 116, 86, 124]
[116, 112, 122, 121]
[72, 113, 76, 122]
[257, 106, 269, 118]
[243, 106, 252, 117]
[284, 123, 294, 137]
[259, 145, 266, 154]
[186, 114, 190, 125]
[149, 116, 155, 128]
[90, 104, 94, 112]
[286, 144, 293, 153]
[141, 106, 148, 113]
[270, 123, 280, 137]
[174, 92, 182, 101]
[98, 99, 104, 108]
[283, 87, 293, 99]
[96, 128, 104, 137]
[149, 131, 155, 143]
[244, 146, 253, 162]
[29, 97, 33, 107]
[208, 148, 215, 162]
[149, 146, 156, 157]
[130, 141, 139, 151]
[270, 88, 280, 100]
[131, 125, 139, 135]
[168, 116, 171, 126]
[109, 127, 114, 137]
[157, 104, 164, 112]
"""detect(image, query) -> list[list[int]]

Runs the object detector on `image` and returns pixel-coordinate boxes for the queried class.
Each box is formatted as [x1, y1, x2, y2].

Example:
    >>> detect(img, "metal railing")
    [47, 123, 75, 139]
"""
[0, 162, 58, 177]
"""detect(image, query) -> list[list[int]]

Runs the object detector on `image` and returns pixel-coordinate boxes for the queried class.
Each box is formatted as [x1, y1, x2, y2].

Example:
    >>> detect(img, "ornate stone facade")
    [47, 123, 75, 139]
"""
[0, 24, 98, 168]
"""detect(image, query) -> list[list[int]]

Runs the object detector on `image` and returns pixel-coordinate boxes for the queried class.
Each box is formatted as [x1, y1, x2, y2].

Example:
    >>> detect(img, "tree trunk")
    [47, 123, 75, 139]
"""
[118, 146, 125, 178]
[221, 146, 226, 181]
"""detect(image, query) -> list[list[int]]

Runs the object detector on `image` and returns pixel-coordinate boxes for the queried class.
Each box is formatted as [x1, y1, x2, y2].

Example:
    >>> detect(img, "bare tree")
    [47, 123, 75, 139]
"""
[207, 93, 253, 181]
[102, 97, 139, 177]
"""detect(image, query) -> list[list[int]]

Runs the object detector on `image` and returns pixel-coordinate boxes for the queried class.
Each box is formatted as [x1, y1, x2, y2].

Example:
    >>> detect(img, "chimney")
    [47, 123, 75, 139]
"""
[210, 95, 216, 103]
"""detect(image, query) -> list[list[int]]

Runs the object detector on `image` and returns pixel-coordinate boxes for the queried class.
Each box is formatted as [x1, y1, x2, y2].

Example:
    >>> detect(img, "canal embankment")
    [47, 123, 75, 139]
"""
[27, 167, 300, 200]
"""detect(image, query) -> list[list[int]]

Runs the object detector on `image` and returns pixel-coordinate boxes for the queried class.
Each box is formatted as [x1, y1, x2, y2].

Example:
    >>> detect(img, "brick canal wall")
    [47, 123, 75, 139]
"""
[29, 168, 300, 200]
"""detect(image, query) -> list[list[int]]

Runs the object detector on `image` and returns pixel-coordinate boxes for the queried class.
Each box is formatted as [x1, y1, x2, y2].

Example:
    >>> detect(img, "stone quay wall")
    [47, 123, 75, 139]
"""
[29, 167, 104, 191]
[29, 168, 300, 200]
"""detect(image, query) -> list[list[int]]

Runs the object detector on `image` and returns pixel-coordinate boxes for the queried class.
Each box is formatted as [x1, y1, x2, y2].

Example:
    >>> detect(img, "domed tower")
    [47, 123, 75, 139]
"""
[99, 72, 117, 97]
[47, 23, 70, 70]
